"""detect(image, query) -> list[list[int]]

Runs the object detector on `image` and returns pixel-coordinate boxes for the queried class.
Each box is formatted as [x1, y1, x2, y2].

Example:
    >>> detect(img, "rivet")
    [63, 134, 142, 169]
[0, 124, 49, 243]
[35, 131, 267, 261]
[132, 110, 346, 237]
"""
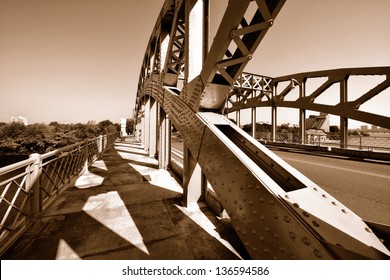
[243, 229, 247, 235]
[235, 168, 239, 172]
[302, 237, 310, 245]
[234, 199, 237, 204]
[265, 226, 270, 232]
[228, 188, 232, 192]
[303, 211, 310, 217]
[289, 232, 295, 239]
[231, 179, 235, 183]
[283, 216, 290, 223]
[313, 187, 318, 191]
[259, 236, 264, 241]
[238, 204, 243, 210]
[240, 185, 244, 190]
[312, 221, 320, 227]
[253, 247, 258, 252]
[279, 247, 285, 253]
[293, 203, 299, 208]
[332, 201, 337, 206]
[248, 219, 253, 224]
[260, 215, 265, 220]
[314, 249, 322, 258]
[245, 172, 249, 176]
[249, 200, 253, 205]
[273, 256, 278, 260]
[256, 185, 261, 190]
[269, 200, 275, 205]
[365, 227, 371, 233]
[322, 194, 327, 198]
[248, 184, 253, 189]
[273, 233, 279, 239]
[341, 209, 347, 214]
[264, 247, 269, 253]
[245, 242, 249, 246]
[252, 230, 256, 235]
[285, 194, 290, 199]
[252, 210, 257, 215]
[259, 197, 264, 203]
[243, 196, 247, 201]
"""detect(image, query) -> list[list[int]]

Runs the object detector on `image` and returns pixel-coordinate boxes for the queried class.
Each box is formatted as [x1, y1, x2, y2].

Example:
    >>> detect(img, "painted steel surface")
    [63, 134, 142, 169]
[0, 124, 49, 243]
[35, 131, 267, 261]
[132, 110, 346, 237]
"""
[135, 0, 390, 259]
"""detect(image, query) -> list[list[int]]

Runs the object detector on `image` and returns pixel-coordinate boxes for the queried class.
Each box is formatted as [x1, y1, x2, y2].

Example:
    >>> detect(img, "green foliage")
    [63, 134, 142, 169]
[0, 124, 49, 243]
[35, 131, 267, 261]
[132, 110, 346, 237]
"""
[0, 120, 118, 155]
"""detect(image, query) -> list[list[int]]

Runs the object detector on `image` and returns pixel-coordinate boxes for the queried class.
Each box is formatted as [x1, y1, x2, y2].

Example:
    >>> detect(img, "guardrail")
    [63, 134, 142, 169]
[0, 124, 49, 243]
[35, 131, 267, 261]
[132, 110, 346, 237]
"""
[0, 131, 120, 255]
[256, 132, 390, 151]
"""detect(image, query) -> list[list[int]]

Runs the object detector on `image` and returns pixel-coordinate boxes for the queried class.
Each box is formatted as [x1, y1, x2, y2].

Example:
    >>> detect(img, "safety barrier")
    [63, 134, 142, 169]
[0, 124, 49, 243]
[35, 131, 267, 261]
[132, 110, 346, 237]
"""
[0, 131, 120, 255]
[256, 132, 390, 152]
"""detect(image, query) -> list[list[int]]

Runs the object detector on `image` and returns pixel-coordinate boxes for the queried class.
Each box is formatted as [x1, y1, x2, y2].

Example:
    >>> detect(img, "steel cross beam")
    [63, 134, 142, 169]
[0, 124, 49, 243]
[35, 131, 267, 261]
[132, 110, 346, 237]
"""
[226, 67, 390, 130]
[135, 0, 390, 259]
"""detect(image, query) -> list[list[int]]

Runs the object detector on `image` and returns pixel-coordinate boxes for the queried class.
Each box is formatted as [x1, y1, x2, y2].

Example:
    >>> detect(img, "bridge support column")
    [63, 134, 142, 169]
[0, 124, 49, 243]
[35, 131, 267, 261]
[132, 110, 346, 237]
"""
[340, 77, 349, 148]
[143, 97, 151, 151]
[236, 109, 241, 127]
[299, 80, 306, 144]
[149, 98, 158, 157]
[271, 105, 277, 141]
[183, 145, 205, 209]
[251, 98, 256, 138]
[158, 106, 171, 169]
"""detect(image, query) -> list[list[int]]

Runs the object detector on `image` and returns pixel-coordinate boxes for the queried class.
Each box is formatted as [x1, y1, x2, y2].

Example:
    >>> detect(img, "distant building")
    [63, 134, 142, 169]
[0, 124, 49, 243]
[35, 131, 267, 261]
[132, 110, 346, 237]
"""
[306, 113, 329, 132]
[120, 118, 128, 136]
[371, 125, 378, 130]
[10, 116, 28, 125]
[361, 125, 369, 130]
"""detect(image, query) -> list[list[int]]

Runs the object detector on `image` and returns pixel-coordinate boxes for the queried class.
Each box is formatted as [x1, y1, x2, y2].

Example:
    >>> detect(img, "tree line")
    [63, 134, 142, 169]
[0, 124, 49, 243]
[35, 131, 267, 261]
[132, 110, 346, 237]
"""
[0, 120, 119, 155]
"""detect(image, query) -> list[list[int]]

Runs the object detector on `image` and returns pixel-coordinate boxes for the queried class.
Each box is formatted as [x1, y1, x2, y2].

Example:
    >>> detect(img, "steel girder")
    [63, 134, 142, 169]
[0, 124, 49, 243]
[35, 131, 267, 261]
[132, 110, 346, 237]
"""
[135, 0, 390, 259]
[226, 67, 390, 130]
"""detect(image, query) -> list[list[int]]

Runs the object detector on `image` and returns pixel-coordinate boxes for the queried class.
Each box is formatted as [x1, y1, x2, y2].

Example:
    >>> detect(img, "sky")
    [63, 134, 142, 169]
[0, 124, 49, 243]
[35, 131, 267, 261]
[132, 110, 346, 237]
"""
[0, 0, 389, 126]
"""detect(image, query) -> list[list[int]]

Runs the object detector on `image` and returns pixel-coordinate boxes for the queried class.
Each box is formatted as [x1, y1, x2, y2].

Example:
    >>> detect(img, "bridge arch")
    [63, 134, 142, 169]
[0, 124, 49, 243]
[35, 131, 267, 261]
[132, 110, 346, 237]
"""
[134, 0, 390, 259]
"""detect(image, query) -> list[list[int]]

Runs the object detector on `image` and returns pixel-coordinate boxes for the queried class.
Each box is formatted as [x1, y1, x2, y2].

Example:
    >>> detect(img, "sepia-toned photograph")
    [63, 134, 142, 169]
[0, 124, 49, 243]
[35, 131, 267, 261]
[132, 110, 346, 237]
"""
[1, 0, 389, 277]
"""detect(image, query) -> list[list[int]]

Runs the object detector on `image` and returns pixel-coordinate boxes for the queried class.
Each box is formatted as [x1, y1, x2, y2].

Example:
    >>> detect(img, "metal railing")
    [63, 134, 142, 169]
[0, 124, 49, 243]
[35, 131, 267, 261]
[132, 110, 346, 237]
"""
[256, 132, 390, 151]
[0, 131, 120, 255]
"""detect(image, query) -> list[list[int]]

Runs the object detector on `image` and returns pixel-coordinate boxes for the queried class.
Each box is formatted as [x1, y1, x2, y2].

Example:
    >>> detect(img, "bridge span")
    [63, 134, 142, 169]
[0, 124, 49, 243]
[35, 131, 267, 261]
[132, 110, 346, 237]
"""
[1, 0, 390, 260]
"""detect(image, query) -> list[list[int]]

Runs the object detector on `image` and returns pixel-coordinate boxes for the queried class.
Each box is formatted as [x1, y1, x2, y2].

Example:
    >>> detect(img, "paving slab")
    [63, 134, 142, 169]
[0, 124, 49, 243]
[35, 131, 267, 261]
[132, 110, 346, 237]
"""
[3, 138, 248, 260]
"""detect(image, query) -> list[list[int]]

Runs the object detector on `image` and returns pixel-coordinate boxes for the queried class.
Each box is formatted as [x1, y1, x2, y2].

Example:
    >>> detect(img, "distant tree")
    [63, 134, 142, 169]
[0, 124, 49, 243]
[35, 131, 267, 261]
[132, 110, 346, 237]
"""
[126, 118, 135, 134]
[0, 122, 26, 139]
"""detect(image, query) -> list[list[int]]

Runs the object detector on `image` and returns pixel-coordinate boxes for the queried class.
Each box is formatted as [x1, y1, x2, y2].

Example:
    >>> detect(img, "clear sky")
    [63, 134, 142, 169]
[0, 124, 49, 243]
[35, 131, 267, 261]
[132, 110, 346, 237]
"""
[1, 0, 389, 126]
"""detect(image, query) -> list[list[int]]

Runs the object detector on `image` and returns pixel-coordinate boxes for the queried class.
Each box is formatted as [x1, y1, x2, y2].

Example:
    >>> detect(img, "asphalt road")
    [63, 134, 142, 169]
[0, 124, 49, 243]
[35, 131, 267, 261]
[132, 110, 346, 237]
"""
[269, 146, 390, 225]
[172, 140, 390, 225]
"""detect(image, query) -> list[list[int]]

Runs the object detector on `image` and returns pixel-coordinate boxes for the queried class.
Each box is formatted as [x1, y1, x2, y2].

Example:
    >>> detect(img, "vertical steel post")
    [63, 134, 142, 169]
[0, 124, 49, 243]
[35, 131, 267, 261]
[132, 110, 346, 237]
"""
[158, 106, 171, 169]
[251, 106, 256, 138]
[183, 0, 207, 208]
[27, 153, 42, 233]
[183, 144, 205, 208]
[340, 77, 349, 148]
[144, 96, 151, 151]
[271, 83, 277, 141]
[299, 79, 306, 144]
[84, 139, 89, 172]
[149, 98, 158, 157]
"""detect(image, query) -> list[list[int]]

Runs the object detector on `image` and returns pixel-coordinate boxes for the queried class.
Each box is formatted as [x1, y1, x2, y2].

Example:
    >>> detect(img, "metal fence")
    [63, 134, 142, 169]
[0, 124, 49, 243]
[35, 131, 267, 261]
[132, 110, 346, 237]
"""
[256, 132, 390, 151]
[0, 131, 119, 255]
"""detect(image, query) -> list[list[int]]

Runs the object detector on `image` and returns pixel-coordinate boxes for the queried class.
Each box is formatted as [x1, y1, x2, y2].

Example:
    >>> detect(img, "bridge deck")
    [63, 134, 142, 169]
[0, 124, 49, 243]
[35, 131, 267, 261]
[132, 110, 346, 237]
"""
[3, 138, 247, 260]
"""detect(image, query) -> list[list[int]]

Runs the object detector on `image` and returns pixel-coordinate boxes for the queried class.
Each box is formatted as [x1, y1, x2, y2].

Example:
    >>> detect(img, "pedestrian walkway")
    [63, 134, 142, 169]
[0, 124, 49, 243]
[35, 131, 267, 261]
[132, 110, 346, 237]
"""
[3, 138, 248, 260]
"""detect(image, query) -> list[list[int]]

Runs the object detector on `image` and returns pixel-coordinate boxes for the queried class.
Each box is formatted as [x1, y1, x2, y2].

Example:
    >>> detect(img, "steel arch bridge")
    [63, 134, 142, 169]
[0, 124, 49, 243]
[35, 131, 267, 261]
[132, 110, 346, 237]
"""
[134, 0, 390, 259]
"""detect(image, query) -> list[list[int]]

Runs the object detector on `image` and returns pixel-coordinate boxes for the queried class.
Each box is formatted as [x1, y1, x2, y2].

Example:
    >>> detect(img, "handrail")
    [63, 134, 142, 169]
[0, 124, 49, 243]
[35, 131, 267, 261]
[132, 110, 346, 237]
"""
[0, 131, 120, 256]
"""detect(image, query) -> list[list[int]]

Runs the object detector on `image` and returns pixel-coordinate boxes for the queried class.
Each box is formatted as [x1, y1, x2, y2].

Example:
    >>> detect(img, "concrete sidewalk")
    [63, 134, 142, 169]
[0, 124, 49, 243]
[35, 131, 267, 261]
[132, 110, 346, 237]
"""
[4, 138, 247, 260]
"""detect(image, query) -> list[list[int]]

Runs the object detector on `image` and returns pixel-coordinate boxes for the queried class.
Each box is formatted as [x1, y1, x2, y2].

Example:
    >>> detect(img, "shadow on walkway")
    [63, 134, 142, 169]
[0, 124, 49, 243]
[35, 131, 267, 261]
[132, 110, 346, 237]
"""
[3, 139, 247, 260]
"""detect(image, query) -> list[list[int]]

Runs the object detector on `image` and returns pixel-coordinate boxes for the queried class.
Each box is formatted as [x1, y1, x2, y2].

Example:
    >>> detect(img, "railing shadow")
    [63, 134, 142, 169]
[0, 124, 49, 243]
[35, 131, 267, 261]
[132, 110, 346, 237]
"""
[3, 141, 243, 259]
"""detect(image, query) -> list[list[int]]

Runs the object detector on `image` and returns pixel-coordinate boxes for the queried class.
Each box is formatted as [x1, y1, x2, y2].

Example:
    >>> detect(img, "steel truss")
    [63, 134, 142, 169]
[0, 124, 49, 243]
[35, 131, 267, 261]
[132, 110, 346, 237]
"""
[134, 0, 390, 259]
